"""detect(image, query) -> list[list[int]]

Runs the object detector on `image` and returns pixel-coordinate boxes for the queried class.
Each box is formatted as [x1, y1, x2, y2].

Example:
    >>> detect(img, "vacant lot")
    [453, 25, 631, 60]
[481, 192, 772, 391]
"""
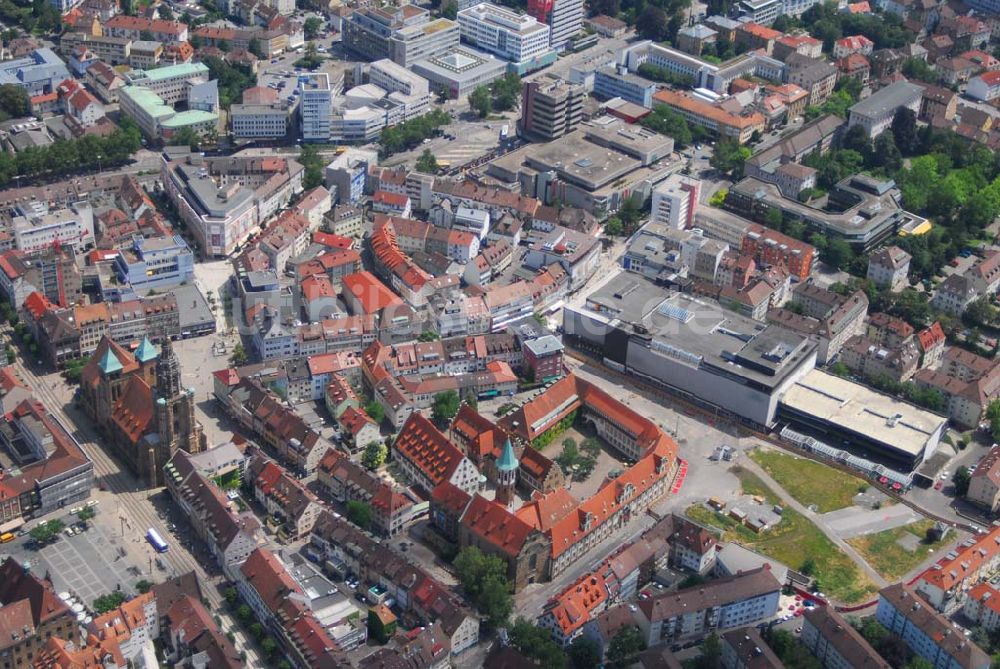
[749, 448, 865, 513]
[846, 519, 951, 581]
[686, 468, 877, 604]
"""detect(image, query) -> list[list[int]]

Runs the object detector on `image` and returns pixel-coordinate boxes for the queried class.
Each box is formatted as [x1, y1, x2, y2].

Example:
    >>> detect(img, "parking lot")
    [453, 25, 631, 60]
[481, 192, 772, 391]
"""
[2, 513, 142, 608]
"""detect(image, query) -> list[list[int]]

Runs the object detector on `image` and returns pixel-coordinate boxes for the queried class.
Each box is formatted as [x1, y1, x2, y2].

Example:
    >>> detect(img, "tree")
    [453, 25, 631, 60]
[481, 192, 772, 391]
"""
[953, 466, 972, 497]
[237, 604, 252, 621]
[455, 547, 514, 628]
[362, 442, 387, 470]
[298, 144, 324, 189]
[509, 617, 567, 668]
[135, 579, 152, 593]
[139, 29, 154, 41]
[92, 592, 126, 614]
[158, 3, 173, 19]
[906, 659, 935, 669]
[822, 237, 854, 270]
[441, 0, 458, 18]
[637, 5, 668, 41]
[469, 85, 492, 118]
[261, 637, 277, 657]
[568, 636, 601, 669]
[346, 500, 372, 529]
[987, 399, 1000, 442]
[710, 138, 750, 176]
[29, 519, 64, 545]
[224, 587, 239, 606]
[606, 625, 646, 668]
[77, 506, 95, 523]
[249, 622, 264, 639]
[0, 84, 29, 120]
[202, 57, 256, 110]
[891, 107, 919, 156]
[304, 16, 323, 39]
[800, 557, 817, 576]
[640, 103, 694, 147]
[230, 343, 248, 366]
[364, 400, 385, 424]
[604, 216, 624, 236]
[618, 194, 644, 232]
[872, 131, 903, 172]
[431, 390, 460, 424]
[415, 149, 439, 174]
[249, 38, 266, 59]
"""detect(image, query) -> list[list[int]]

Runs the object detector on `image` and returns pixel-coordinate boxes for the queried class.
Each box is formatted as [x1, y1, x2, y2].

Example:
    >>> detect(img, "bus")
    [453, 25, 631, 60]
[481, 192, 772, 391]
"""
[0, 532, 14, 543]
[146, 528, 169, 553]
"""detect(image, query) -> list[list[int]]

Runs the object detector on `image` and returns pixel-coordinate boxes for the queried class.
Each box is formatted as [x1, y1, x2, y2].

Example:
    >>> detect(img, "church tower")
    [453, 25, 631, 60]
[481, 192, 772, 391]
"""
[134, 336, 158, 388]
[151, 339, 205, 483]
[495, 438, 519, 510]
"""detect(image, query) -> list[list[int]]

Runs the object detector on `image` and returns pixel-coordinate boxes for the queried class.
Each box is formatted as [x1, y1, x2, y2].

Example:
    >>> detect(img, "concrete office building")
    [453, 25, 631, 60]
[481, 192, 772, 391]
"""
[118, 85, 218, 142]
[528, 0, 584, 51]
[563, 273, 817, 427]
[489, 116, 674, 218]
[412, 47, 508, 98]
[518, 75, 584, 141]
[299, 73, 332, 142]
[740, 0, 781, 24]
[779, 369, 946, 471]
[326, 149, 378, 205]
[651, 175, 701, 230]
[125, 62, 209, 106]
[113, 234, 195, 291]
[726, 174, 924, 251]
[0, 48, 70, 96]
[391, 17, 461, 67]
[877, 584, 990, 669]
[620, 42, 785, 94]
[848, 81, 924, 138]
[10, 201, 94, 252]
[369, 59, 430, 96]
[593, 65, 657, 107]
[457, 3, 555, 72]
[230, 101, 292, 140]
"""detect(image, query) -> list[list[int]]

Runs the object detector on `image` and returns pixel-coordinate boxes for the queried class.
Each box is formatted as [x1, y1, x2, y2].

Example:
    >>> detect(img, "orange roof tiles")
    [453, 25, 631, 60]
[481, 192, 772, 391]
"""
[342, 271, 403, 314]
[461, 494, 537, 558]
[919, 525, 1000, 593]
[393, 413, 468, 489]
[548, 438, 675, 559]
[515, 488, 579, 532]
[545, 572, 609, 637]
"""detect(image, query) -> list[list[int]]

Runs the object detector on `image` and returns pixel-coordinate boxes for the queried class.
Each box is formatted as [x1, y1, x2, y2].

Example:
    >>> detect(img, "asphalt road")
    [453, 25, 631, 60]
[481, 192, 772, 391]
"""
[10, 356, 267, 667]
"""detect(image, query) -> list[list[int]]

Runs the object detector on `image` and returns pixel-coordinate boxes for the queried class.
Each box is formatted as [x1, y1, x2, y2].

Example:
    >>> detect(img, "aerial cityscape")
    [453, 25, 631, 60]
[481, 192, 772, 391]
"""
[4, 0, 1000, 666]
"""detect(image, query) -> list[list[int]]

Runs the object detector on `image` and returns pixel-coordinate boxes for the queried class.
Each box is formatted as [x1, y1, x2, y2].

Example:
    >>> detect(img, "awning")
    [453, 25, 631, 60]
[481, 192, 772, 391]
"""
[0, 518, 25, 533]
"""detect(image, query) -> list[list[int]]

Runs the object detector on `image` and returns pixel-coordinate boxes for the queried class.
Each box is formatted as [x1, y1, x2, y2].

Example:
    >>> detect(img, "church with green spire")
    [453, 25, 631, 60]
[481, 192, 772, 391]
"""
[79, 334, 205, 486]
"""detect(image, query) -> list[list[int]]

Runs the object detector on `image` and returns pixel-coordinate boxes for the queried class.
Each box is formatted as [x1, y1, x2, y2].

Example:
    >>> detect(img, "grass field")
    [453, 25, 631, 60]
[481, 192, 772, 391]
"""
[748, 448, 866, 513]
[686, 468, 877, 604]
[846, 519, 950, 581]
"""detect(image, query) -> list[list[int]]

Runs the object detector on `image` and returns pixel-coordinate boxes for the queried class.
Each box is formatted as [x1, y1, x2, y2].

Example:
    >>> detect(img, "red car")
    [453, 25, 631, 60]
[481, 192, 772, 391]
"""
[934, 481, 943, 490]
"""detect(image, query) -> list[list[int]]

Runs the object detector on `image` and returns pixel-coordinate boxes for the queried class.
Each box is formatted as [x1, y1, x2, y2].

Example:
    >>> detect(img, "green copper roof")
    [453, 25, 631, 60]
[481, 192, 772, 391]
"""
[497, 438, 518, 472]
[135, 336, 158, 363]
[97, 347, 123, 375]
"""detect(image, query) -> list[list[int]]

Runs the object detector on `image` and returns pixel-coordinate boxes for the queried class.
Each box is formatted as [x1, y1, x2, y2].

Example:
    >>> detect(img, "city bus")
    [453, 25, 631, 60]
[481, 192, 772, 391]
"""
[146, 528, 169, 553]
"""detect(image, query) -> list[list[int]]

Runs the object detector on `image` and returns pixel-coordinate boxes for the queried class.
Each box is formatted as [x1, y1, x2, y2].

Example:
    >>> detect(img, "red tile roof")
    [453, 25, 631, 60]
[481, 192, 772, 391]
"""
[545, 572, 609, 637]
[918, 525, 1000, 593]
[393, 413, 469, 489]
[342, 271, 403, 314]
[461, 494, 537, 558]
[110, 375, 154, 444]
